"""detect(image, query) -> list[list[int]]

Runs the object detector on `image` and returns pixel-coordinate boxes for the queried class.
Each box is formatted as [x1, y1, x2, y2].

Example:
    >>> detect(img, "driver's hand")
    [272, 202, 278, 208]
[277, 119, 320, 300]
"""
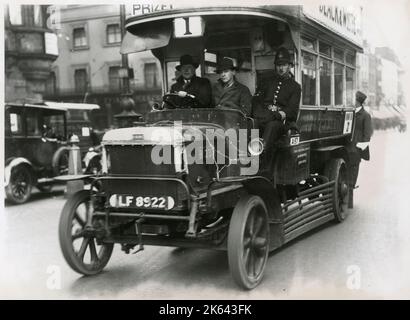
[177, 91, 188, 98]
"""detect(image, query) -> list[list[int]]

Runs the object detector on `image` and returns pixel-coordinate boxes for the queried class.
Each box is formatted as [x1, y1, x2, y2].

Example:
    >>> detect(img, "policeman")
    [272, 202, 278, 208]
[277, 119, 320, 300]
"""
[170, 54, 212, 108]
[253, 47, 301, 170]
[212, 57, 252, 116]
[347, 90, 372, 207]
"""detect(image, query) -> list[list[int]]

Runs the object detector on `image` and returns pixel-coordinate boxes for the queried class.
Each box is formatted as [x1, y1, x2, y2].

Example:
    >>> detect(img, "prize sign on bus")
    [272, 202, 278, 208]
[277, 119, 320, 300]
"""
[125, 4, 174, 17]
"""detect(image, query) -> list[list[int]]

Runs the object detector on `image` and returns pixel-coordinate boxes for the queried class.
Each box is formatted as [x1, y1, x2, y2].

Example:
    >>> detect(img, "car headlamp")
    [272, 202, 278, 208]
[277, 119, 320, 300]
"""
[248, 138, 264, 156]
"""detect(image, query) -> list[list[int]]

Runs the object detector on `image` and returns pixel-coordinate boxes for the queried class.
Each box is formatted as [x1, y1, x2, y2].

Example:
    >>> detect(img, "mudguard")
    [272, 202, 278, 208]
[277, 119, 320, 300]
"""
[4, 158, 32, 187]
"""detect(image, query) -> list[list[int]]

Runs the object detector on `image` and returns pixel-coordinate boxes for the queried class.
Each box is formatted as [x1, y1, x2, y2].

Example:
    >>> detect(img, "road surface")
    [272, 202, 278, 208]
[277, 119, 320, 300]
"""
[1, 129, 409, 299]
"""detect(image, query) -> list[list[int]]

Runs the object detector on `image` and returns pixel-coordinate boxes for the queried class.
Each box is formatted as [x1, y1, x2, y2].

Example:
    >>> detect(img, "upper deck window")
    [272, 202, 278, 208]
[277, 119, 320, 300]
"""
[301, 51, 316, 106]
[346, 52, 356, 66]
[334, 48, 344, 62]
[319, 58, 331, 105]
[319, 42, 331, 56]
[300, 34, 356, 107]
[301, 37, 316, 51]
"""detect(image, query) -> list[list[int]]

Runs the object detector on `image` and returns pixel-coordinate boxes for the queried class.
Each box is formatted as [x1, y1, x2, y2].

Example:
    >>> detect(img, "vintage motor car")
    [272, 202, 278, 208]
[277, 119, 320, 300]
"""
[4, 102, 70, 204]
[58, 5, 362, 289]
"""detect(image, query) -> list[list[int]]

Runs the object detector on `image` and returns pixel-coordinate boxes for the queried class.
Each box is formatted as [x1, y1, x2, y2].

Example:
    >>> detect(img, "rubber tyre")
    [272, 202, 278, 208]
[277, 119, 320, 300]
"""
[52, 146, 69, 176]
[59, 190, 113, 275]
[228, 195, 270, 290]
[324, 158, 349, 222]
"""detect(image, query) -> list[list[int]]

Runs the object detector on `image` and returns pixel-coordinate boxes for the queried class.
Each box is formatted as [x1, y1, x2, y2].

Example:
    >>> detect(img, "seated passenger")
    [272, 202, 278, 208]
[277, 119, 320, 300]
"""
[253, 47, 301, 169]
[212, 57, 252, 116]
[170, 54, 212, 108]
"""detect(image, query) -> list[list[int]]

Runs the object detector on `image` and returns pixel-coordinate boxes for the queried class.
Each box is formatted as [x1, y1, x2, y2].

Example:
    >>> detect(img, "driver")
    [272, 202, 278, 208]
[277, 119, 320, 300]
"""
[170, 54, 212, 108]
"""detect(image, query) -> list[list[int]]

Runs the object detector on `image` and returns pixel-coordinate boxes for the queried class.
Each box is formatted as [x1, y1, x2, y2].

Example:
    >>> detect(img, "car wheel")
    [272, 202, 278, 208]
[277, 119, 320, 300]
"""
[5, 165, 33, 204]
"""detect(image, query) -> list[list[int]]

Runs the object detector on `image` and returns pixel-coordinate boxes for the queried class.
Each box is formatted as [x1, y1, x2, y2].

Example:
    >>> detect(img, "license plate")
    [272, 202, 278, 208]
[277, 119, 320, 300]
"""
[109, 194, 175, 210]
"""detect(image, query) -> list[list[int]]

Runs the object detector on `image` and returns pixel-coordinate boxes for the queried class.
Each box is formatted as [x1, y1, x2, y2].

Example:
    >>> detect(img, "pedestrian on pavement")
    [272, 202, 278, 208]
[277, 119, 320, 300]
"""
[347, 90, 373, 207]
[212, 57, 252, 116]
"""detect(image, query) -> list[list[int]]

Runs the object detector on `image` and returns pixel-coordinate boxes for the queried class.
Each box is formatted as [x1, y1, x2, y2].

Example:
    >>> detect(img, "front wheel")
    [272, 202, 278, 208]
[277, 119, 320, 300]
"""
[324, 158, 349, 222]
[59, 190, 113, 275]
[228, 195, 270, 290]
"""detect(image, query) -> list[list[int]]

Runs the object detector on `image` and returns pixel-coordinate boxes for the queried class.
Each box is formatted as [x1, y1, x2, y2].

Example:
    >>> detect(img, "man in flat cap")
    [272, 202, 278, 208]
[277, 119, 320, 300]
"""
[212, 57, 252, 116]
[252, 47, 301, 171]
[347, 90, 373, 207]
[170, 54, 212, 108]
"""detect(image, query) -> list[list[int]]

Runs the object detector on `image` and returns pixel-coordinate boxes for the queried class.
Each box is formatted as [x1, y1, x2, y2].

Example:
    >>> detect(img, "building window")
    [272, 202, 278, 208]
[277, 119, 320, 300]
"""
[301, 51, 316, 106]
[74, 69, 88, 93]
[334, 63, 344, 105]
[8, 5, 22, 25]
[106, 24, 121, 44]
[33, 5, 43, 27]
[108, 66, 121, 91]
[46, 72, 57, 95]
[144, 63, 159, 88]
[73, 27, 87, 48]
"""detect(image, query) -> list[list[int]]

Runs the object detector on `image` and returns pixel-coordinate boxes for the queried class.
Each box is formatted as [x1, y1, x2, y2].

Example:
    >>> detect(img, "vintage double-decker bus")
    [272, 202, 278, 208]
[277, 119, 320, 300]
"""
[59, 4, 363, 289]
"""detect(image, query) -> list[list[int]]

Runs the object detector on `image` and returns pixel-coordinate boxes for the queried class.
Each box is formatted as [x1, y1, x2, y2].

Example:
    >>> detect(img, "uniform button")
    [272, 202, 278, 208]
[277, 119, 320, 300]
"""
[276, 90, 279, 93]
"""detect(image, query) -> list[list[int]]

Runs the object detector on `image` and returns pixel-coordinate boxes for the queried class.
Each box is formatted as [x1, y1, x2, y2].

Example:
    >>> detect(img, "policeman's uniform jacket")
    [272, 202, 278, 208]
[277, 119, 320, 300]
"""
[350, 107, 372, 161]
[170, 75, 212, 107]
[212, 79, 252, 116]
[252, 73, 301, 125]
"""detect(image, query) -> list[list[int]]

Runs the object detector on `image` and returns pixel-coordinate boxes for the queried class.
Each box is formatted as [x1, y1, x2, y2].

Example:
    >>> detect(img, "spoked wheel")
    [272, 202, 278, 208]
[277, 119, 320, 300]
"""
[5, 165, 33, 204]
[59, 190, 113, 275]
[324, 158, 349, 222]
[228, 195, 270, 290]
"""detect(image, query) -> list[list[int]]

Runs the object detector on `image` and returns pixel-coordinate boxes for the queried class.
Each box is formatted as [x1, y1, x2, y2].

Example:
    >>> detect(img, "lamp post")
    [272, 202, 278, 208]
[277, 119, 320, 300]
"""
[120, 4, 130, 93]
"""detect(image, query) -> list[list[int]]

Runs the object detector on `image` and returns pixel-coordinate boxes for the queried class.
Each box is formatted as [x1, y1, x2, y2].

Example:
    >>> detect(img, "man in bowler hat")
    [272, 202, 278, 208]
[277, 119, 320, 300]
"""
[252, 47, 301, 171]
[347, 90, 373, 207]
[212, 57, 252, 116]
[170, 54, 212, 108]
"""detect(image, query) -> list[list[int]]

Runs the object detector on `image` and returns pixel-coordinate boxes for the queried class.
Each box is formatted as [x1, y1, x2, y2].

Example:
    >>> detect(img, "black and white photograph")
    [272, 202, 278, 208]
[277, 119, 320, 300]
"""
[1, 0, 409, 301]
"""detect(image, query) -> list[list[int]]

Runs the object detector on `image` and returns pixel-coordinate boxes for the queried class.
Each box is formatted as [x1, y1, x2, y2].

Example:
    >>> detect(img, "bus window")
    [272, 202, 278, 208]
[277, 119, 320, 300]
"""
[301, 51, 316, 105]
[334, 63, 344, 105]
[319, 57, 331, 105]
[346, 67, 355, 106]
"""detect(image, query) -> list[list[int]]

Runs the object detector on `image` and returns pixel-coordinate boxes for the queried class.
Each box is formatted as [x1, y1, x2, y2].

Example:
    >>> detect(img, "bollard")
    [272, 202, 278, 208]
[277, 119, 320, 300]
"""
[66, 134, 84, 197]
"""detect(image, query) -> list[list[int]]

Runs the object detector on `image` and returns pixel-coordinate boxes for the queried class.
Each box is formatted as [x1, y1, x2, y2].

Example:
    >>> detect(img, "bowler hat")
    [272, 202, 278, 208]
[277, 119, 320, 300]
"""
[356, 91, 367, 104]
[176, 54, 199, 71]
[216, 57, 237, 73]
[275, 47, 292, 65]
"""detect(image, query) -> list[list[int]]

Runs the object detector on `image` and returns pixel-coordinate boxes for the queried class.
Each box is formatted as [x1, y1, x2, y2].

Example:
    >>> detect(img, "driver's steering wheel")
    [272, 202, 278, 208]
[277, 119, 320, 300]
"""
[163, 93, 197, 109]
